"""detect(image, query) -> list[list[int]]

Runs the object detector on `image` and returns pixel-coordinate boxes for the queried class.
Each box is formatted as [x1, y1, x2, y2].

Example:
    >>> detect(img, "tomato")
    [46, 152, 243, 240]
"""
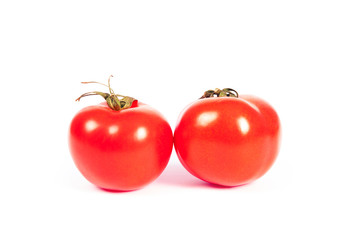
[69, 77, 173, 191]
[174, 88, 281, 187]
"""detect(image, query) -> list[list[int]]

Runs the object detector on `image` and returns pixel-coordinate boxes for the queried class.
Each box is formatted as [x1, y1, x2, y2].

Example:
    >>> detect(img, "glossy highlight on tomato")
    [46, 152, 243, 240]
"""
[174, 90, 281, 187]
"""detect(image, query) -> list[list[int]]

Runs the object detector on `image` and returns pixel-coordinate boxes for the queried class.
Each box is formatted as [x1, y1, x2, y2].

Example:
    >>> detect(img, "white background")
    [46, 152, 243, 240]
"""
[1, 0, 359, 239]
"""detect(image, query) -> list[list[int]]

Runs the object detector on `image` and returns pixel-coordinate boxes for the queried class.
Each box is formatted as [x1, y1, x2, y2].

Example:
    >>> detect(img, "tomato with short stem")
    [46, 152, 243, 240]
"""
[69, 76, 173, 191]
[174, 88, 281, 187]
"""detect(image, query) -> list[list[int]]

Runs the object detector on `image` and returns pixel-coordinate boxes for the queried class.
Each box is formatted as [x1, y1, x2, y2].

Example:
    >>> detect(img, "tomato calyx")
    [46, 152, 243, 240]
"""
[200, 88, 239, 99]
[75, 75, 136, 111]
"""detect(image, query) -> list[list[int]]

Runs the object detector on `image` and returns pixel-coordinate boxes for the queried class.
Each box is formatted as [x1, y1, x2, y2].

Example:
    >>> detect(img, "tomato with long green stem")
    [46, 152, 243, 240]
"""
[69, 76, 173, 191]
[174, 88, 281, 187]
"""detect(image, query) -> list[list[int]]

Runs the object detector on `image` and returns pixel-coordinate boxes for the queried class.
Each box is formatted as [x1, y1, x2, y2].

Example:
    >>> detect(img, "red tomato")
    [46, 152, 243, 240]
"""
[69, 77, 173, 191]
[174, 90, 281, 187]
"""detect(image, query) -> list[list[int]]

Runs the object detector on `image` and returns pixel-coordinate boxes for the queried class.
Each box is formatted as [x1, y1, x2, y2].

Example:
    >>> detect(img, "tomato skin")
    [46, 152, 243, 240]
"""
[174, 95, 281, 187]
[69, 101, 173, 191]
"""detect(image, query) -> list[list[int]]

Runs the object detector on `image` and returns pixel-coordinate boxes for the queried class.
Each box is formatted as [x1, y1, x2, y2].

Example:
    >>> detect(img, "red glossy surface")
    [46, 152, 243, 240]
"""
[69, 101, 173, 191]
[174, 95, 281, 187]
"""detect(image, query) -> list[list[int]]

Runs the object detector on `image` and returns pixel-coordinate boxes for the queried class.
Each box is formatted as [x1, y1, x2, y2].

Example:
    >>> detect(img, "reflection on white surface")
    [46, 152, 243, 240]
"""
[85, 120, 98, 132]
[135, 127, 147, 141]
[108, 125, 119, 134]
[197, 112, 218, 127]
[237, 117, 250, 135]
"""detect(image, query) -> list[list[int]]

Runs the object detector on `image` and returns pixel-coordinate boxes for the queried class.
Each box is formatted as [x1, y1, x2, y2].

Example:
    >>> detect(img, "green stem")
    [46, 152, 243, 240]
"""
[200, 88, 239, 99]
[76, 75, 136, 111]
